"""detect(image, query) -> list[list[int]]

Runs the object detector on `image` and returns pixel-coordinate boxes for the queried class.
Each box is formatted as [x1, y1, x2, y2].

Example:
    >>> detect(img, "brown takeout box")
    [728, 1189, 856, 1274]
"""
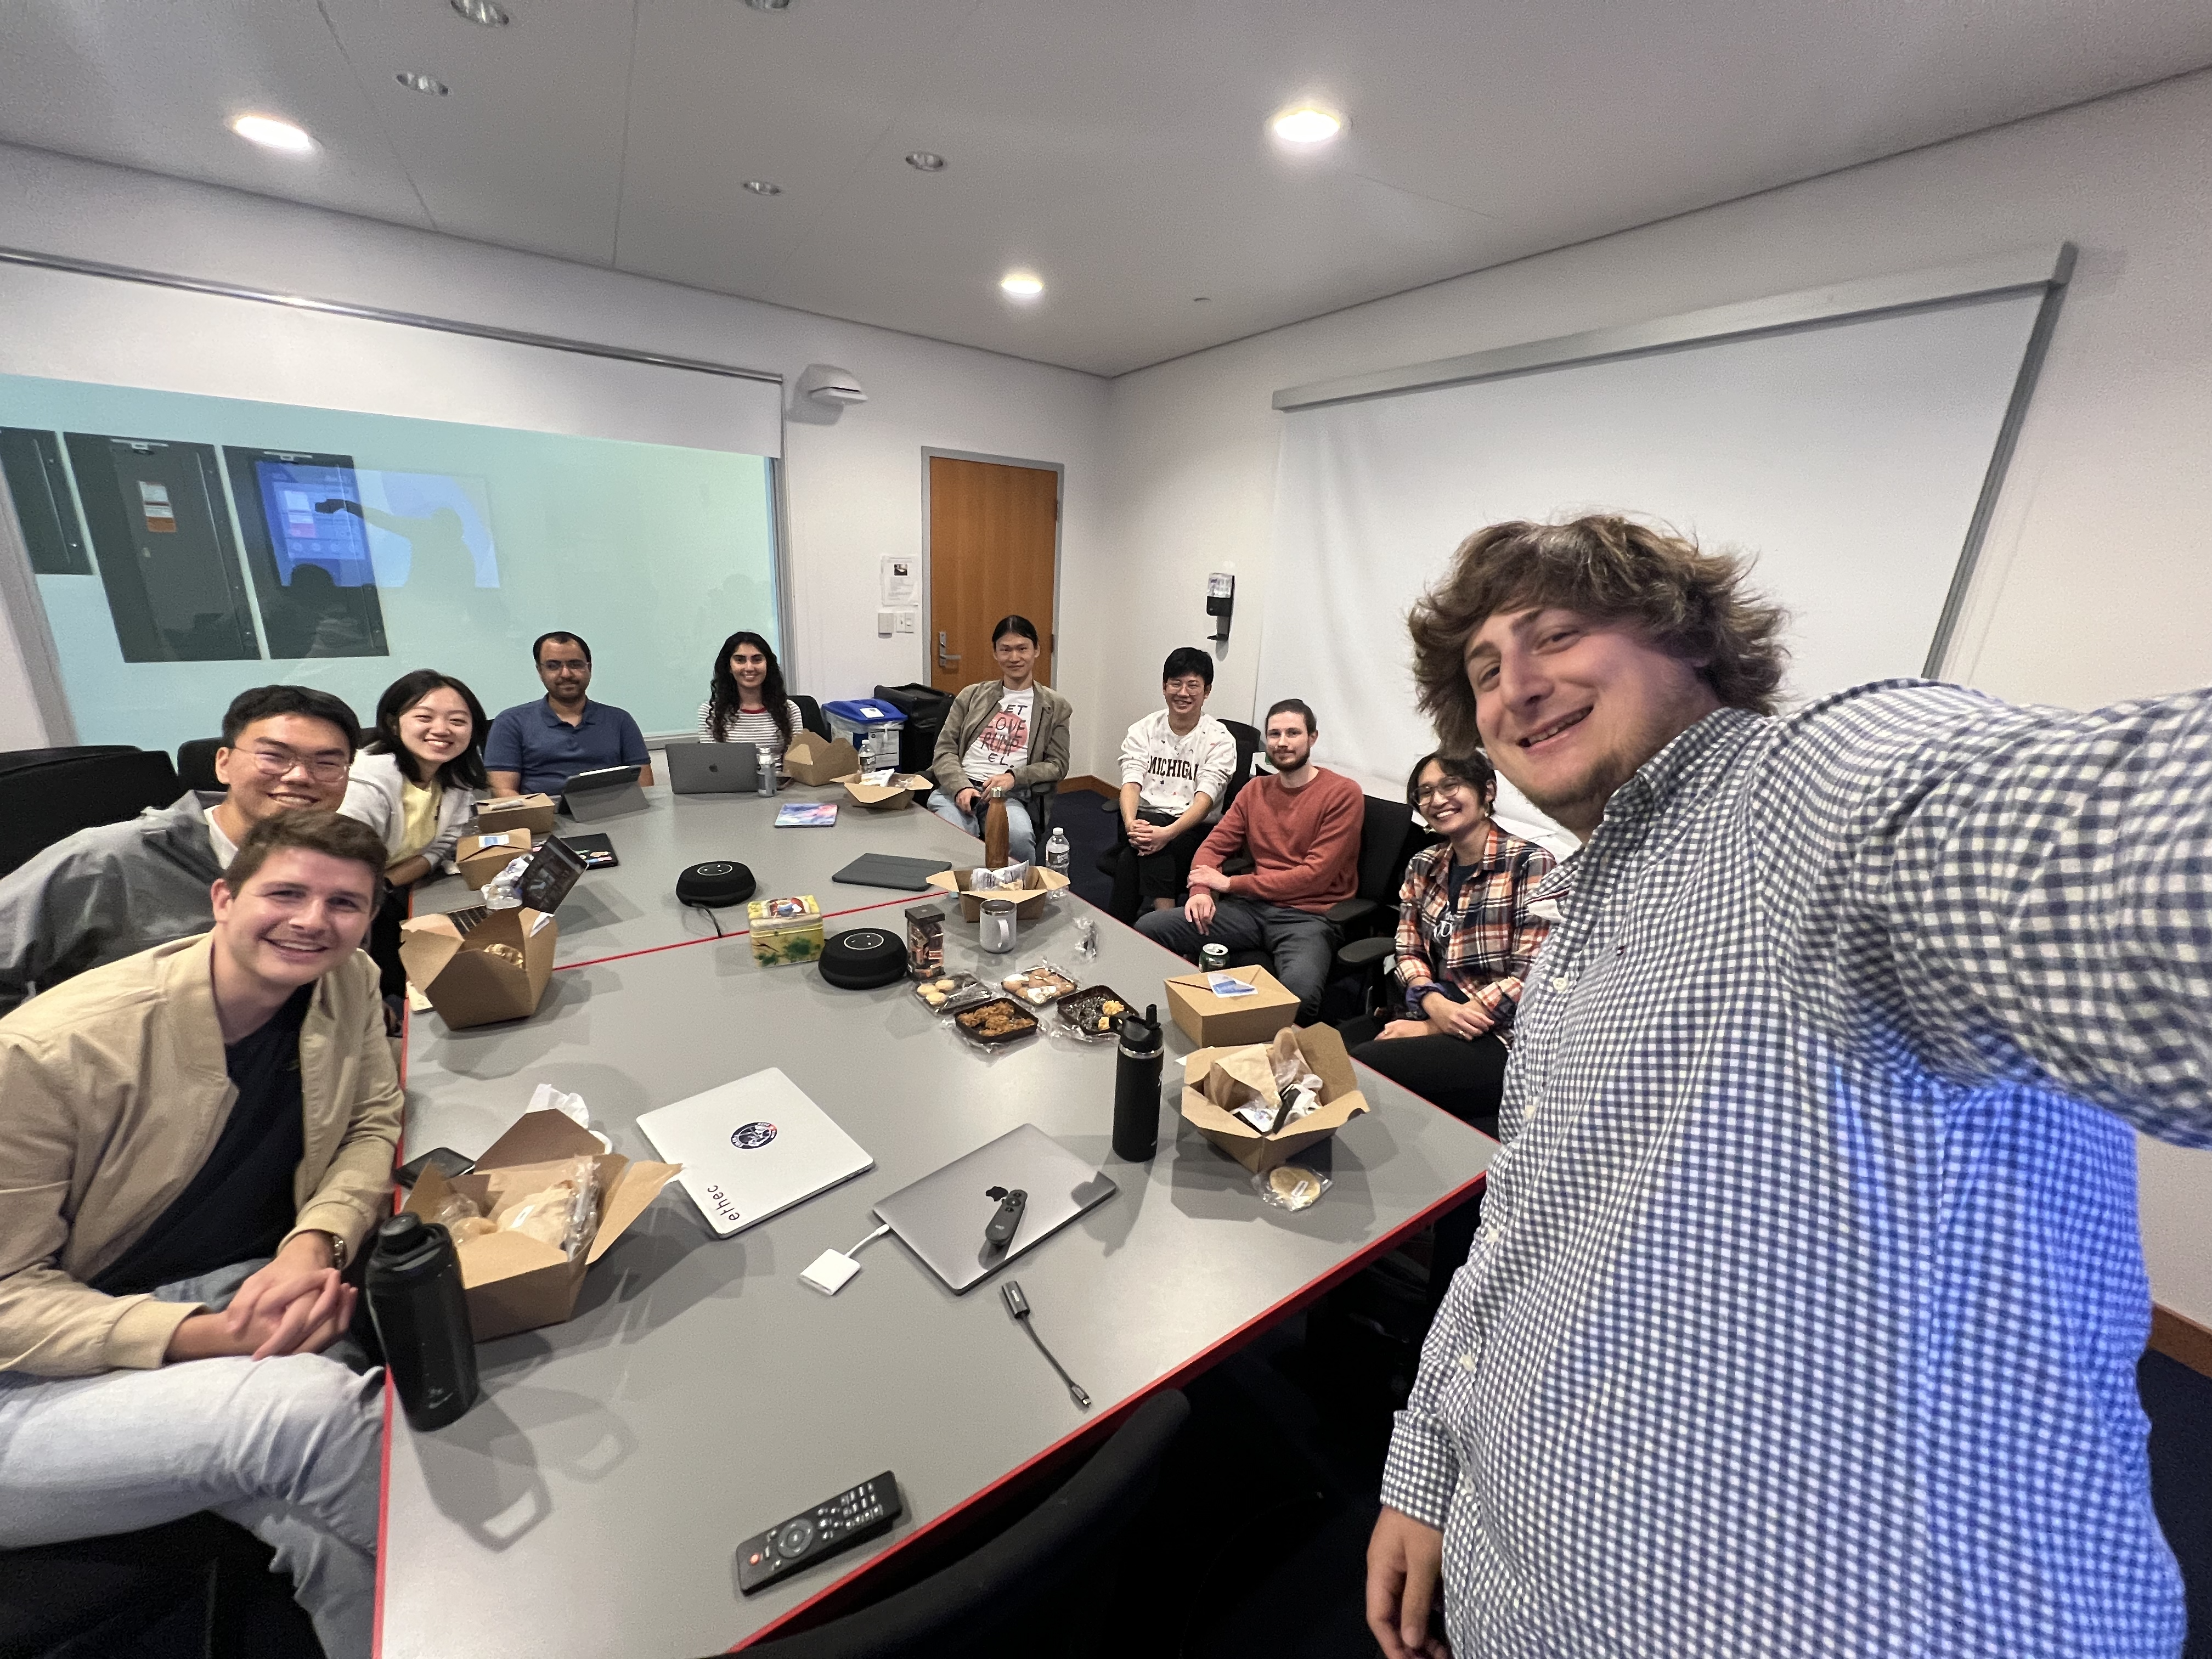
[1163, 962, 1300, 1048]
[833, 770, 932, 811]
[402, 1109, 680, 1341]
[476, 793, 558, 835]
[1180, 1024, 1370, 1174]
[399, 907, 558, 1029]
[924, 864, 1071, 922]
[454, 828, 534, 890]
[782, 732, 863, 786]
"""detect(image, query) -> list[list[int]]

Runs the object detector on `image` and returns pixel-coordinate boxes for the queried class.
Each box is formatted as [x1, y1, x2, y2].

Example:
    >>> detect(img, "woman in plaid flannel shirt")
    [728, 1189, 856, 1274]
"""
[1350, 748, 1555, 1319]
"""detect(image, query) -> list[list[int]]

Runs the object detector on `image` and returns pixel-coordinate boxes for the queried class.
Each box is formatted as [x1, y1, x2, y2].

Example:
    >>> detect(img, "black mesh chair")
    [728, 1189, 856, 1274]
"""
[0, 1511, 323, 1658]
[0, 747, 184, 877]
[742, 1389, 1189, 1659]
[871, 682, 952, 777]
[791, 695, 834, 742]
[177, 735, 225, 793]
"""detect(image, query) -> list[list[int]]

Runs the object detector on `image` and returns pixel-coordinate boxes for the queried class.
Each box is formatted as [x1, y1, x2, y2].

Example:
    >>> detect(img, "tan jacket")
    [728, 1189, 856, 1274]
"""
[0, 934, 402, 1376]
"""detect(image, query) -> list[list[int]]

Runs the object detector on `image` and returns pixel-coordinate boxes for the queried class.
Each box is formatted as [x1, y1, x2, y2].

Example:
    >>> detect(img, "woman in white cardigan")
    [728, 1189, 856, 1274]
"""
[342, 670, 489, 885]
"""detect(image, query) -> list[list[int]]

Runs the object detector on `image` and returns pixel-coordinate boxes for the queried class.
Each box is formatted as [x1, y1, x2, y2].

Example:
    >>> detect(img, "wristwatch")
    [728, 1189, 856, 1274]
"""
[319, 1231, 348, 1273]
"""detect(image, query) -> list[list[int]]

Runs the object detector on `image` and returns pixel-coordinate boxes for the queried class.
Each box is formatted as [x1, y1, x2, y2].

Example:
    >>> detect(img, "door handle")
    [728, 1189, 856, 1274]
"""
[936, 630, 961, 669]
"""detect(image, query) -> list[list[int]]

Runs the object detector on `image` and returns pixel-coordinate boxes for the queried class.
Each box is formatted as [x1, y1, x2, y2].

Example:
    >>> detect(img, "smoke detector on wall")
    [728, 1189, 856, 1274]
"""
[797, 364, 867, 407]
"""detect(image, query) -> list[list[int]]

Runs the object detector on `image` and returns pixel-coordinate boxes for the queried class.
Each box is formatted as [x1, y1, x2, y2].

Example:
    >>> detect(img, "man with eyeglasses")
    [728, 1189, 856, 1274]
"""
[484, 631, 653, 799]
[0, 686, 360, 1014]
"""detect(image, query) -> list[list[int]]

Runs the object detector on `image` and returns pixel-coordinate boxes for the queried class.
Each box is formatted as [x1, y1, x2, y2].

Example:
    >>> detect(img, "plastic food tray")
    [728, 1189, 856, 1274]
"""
[952, 996, 1040, 1047]
[1054, 985, 1132, 1043]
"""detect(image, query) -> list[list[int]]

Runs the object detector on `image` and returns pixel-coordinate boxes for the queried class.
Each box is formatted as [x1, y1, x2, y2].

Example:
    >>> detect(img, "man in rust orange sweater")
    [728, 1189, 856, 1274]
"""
[1137, 697, 1364, 1020]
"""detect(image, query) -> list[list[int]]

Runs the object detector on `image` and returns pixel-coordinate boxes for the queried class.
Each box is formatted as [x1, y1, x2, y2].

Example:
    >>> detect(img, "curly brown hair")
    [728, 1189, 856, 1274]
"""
[1407, 515, 1788, 753]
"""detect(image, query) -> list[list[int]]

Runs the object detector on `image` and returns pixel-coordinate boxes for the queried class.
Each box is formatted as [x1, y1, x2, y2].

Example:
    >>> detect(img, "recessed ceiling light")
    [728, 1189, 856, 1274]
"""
[744, 0, 792, 10]
[396, 71, 449, 96]
[905, 151, 945, 172]
[1000, 272, 1043, 298]
[449, 0, 509, 25]
[1269, 106, 1344, 145]
[744, 179, 782, 195]
[231, 114, 315, 154]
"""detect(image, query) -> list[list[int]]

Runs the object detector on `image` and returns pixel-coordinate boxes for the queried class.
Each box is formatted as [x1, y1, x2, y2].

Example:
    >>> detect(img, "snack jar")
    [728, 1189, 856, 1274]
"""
[748, 894, 826, 967]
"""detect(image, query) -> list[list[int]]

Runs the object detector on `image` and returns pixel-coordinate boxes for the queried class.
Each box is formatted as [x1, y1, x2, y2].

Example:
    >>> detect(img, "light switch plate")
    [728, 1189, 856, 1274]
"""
[895, 610, 916, 633]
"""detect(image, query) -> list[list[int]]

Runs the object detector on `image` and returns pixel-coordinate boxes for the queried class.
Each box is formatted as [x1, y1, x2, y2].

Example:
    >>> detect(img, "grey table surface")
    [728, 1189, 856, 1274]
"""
[379, 810, 1495, 1659]
[409, 747, 980, 969]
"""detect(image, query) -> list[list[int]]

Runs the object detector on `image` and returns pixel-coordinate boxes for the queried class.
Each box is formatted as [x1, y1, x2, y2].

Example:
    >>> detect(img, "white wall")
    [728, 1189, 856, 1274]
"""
[0, 142, 1110, 742]
[1097, 69, 2212, 1326]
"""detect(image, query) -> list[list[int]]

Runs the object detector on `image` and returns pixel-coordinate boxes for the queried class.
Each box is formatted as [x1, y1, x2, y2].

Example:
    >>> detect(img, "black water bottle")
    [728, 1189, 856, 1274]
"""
[1113, 1002, 1167, 1161]
[365, 1214, 481, 1431]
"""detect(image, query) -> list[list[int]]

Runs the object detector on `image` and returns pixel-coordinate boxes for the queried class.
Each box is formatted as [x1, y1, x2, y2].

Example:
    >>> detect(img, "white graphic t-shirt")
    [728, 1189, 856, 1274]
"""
[961, 687, 1035, 783]
[1118, 710, 1238, 819]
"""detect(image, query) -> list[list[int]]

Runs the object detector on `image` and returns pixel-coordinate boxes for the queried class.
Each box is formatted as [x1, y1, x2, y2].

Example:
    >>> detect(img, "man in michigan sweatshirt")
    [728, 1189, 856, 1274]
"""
[1137, 697, 1363, 1020]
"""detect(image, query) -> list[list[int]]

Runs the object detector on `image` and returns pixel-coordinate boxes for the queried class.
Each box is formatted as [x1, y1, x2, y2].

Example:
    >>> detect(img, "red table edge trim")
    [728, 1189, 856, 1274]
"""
[550, 893, 926, 973]
[723, 1163, 1489, 1651]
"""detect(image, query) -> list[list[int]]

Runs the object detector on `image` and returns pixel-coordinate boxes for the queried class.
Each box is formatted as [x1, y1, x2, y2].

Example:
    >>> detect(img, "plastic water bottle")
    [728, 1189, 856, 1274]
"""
[1044, 827, 1071, 900]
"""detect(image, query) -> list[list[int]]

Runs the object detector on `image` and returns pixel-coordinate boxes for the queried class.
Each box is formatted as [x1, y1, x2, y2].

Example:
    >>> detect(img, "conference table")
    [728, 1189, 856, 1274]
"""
[377, 757, 1495, 1658]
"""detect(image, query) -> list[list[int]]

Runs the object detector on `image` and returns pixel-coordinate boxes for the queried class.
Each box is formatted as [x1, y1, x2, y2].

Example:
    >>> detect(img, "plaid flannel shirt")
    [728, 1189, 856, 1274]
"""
[1392, 823, 1556, 1032]
[1382, 681, 2212, 1657]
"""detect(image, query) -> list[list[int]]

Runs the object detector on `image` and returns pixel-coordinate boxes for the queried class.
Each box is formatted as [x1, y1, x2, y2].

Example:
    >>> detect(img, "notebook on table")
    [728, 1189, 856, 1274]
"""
[831, 854, 953, 891]
[637, 1068, 874, 1239]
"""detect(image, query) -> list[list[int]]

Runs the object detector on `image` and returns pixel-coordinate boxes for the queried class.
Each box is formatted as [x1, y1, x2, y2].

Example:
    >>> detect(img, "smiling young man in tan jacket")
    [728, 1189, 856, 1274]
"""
[0, 810, 401, 1659]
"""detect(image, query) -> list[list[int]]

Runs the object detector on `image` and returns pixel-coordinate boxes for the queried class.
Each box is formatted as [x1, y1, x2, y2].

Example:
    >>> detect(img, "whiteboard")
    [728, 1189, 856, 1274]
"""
[1257, 292, 2045, 843]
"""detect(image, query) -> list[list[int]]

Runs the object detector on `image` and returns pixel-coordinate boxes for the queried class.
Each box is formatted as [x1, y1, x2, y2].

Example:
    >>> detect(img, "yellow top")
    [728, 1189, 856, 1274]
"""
[394, 778, 443, 867]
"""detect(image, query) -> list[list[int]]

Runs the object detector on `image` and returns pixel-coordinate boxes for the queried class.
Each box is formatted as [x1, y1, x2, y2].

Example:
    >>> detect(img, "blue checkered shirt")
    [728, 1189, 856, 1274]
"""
[1381, 681, 2210, 1657]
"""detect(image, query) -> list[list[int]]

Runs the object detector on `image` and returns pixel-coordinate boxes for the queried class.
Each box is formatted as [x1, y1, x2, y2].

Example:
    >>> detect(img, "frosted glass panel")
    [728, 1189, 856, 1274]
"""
[0, 372, 780, 753]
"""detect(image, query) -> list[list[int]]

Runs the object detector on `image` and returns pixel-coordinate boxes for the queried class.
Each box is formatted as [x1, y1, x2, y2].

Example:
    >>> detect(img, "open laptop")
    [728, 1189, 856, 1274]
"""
[444, 832, 589, 935]
[637, 1068, 874, 1238]
[561, 763, 647, 822]
[872, 1124, 1117, 1293]
[667, 742, 760, 795]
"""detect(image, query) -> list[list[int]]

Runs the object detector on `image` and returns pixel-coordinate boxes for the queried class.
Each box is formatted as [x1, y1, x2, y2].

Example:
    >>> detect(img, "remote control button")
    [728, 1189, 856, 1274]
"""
[777, 1519, 816, 1556]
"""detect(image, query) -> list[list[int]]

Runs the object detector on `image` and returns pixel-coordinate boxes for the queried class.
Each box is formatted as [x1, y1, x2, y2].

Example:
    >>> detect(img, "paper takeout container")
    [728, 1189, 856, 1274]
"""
[1163, 962, 1299, 1048]
[476, 793, 558, 835]
[401, 1109, 680, 1341]
[924, 864, 1071, 922]
[454, 828, 534, 890]
[833, 770, 932, 811]
[399, 907, 558, 1028]
[1180, 1024, 1370, 1174]
[782, 732, 862, 786]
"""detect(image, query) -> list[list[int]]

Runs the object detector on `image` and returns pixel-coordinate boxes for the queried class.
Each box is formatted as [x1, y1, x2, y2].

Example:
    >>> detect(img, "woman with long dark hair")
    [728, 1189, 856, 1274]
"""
[341, 669, 490, 887]
[698, 631, 804, 765]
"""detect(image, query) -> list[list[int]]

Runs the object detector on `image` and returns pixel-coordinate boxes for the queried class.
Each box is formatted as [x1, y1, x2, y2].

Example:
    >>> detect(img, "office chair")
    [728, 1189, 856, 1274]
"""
[791, 695, 834, 743]
[176, 735, 225, 793]
[0, 1511, 323, 1658]
[0, 747, 184, 878]
[0, 744, 132, 778]
[741, 1389, 1189, 1659]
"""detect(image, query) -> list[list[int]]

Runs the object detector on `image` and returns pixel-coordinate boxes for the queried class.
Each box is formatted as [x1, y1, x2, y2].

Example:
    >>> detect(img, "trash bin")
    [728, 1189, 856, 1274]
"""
[871, 682, 952, 776]
[822, 699, 906, 771]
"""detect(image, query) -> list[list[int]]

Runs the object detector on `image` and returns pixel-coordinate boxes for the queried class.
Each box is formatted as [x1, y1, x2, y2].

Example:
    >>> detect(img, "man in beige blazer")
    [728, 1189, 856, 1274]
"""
[0, 809, 402, 1659]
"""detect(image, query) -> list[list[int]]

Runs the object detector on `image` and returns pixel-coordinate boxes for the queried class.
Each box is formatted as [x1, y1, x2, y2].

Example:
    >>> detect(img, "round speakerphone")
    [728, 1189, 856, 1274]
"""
[675, 860, 756, 908]
[819, 927, 906, 990]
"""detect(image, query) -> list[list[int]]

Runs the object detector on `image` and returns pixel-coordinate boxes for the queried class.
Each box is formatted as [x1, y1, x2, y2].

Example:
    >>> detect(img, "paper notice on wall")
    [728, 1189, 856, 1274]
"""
[138, 481, 177, 533]
[881, 556, 918, 606]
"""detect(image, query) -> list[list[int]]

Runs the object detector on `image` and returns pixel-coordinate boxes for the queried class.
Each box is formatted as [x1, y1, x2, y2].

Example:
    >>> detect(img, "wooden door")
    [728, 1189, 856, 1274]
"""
[927, 456, 1058, 695]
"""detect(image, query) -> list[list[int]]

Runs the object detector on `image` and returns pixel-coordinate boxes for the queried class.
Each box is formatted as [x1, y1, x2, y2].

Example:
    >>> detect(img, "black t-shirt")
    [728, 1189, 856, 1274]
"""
[92, 985, 313, 1297]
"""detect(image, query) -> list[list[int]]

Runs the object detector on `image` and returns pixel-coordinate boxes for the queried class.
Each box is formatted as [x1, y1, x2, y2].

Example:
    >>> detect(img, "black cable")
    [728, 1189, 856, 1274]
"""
[1003, 1283, 1090, 1408]
[690, 902, 726, 940]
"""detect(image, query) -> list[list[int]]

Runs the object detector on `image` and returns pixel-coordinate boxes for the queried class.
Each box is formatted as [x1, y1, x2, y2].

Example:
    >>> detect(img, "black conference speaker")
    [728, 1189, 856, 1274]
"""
[676, 860, 755, 909]
[819, 926, 907, 990]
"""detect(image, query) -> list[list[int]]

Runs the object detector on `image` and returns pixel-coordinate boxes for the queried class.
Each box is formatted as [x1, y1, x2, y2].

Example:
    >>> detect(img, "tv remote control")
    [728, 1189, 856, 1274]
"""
[736, 1471, 902, 1595]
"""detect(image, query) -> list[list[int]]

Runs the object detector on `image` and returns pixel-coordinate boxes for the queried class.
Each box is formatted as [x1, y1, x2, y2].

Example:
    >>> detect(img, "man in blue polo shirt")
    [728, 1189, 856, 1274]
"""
[484, 631, 654, 797]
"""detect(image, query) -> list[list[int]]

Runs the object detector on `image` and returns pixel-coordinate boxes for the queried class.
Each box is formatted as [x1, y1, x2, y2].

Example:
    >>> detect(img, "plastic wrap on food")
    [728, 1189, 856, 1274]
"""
[500, 1155, 599, 1261]
[968, 860, 1033, 892]
[998, 961, 1077, 1006]
[1253, 1164, 1330, 1211]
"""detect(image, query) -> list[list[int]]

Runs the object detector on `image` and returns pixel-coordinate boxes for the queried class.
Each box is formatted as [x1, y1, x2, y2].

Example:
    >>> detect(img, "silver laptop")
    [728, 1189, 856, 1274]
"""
[667, 742, 760, 794]
[636, 1068, 874, 1238]
[873, 1124, 1118, 1293]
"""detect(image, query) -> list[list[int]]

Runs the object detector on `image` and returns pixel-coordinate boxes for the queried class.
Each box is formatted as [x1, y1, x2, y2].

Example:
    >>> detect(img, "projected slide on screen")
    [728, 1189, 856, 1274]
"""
[221, 448, 388, 659]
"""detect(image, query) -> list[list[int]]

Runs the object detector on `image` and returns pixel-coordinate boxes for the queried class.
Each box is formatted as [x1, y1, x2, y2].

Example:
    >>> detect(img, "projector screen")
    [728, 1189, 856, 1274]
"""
[1257, 289, 2049, 849]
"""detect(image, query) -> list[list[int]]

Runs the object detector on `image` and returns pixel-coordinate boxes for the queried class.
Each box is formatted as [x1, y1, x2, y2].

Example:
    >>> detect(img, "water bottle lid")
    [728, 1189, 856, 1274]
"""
[374, 1211, 448, 1270]
[1119, 1001, 1164, 1057]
